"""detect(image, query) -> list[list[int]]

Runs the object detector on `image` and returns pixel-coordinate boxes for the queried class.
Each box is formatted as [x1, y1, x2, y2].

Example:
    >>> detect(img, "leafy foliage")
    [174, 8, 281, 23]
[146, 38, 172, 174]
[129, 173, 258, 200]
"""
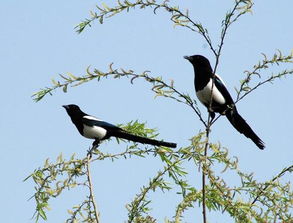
[26, 131, 293, 222]
[236, 50, 293, 102]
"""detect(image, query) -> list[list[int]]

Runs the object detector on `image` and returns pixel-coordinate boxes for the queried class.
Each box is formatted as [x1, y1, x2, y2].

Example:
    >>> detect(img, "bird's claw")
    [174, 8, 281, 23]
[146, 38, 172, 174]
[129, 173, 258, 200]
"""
[87, 140, 100, 158]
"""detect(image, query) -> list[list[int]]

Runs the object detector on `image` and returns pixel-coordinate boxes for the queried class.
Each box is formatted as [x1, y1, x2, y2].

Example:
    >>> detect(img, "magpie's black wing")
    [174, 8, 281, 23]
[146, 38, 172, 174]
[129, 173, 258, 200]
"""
[82, 116, 121, 131]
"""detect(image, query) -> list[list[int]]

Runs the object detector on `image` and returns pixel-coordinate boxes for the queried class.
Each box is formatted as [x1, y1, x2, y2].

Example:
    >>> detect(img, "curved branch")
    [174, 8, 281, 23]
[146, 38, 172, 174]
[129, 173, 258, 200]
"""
[251, 165, 293, 205]
[127, 159, 183, 223]
[32, 65, 207, 126]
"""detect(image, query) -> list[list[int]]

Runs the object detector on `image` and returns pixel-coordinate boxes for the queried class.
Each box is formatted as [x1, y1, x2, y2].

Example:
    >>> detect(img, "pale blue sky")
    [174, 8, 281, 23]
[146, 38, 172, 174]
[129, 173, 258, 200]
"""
[1, 0, 292, 222]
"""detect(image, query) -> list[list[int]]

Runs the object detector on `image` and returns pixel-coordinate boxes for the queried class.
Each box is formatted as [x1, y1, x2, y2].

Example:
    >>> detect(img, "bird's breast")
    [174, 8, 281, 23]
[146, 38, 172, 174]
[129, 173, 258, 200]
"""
[82, 124, 107, 139]
[196, 79, 226, 107]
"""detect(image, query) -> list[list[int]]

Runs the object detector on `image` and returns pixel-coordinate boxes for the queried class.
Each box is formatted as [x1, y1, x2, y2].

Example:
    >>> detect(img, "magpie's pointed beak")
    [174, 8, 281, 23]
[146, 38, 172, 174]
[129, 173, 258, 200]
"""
[62, 105, 69, 110]
[183, 55, 191, 61]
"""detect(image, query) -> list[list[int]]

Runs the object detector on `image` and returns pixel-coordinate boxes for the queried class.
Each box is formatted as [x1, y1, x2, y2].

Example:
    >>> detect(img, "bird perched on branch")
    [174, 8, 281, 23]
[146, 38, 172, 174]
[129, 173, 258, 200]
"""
[63, 104, 177, 148]
[184, 55, 264, 150]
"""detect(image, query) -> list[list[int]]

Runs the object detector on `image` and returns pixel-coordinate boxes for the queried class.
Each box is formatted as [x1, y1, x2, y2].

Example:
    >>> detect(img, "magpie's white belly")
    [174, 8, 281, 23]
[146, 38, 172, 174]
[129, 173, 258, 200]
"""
[82, 125, 107, 139]
[196, 79, 226, 106]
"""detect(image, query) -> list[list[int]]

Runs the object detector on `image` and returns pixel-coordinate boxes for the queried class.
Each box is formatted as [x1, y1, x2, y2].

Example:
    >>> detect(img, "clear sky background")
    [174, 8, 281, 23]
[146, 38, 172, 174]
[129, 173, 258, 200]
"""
[1, 0, 292, 222]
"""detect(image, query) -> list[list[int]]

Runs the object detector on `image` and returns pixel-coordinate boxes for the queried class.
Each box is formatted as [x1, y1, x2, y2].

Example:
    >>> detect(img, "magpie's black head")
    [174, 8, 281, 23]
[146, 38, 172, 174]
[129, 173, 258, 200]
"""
[63, 104, 85, 118]
[184, 55, 212, 69]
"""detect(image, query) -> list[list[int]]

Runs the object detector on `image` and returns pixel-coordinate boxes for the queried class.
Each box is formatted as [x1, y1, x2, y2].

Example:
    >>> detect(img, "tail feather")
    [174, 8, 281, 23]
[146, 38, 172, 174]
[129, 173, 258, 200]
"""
[112, 131, 177, 148]
[226, 107, 265, 150]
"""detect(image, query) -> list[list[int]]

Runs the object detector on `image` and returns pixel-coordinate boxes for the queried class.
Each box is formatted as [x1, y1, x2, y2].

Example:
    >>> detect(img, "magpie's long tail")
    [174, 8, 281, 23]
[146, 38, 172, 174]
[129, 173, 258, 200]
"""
[225, 107, 265, 150]
[112, 131, 177, 148]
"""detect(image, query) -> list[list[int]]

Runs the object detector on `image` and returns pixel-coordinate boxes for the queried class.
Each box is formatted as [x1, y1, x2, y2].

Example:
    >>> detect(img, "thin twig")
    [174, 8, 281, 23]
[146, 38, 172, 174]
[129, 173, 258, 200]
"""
[152, 78, 207, 127]
[236, 70, 293, 103]
[66, 201, 88, 223]
[251, 165, 293, 205]
[213, 1, 243, 72]
[162, 5, 217, 56]
[201, 105, 213, 223]
[201, 138, 209, 223]
[128, 158, 183, 223]
[86, 144, 100, 223]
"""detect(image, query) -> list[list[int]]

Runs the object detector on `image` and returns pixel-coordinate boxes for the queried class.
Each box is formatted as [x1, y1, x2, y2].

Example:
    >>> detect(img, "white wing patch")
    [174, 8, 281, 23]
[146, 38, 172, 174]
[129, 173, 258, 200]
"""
[83, 115, 102, 121]
[196, 79, 226, 106]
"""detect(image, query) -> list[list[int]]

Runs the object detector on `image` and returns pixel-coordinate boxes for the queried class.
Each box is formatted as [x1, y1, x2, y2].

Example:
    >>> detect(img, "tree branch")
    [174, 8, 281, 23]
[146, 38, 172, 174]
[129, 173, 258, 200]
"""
[251, 165, 293, 205]
[86, 143, 100, 223]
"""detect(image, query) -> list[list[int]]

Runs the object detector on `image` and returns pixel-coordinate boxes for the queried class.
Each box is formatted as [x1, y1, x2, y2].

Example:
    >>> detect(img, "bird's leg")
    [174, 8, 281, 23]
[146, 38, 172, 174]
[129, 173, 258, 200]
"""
[209, 111, 215, 123]
[93, 139, 100, 148]
[87, 139, 100, 158]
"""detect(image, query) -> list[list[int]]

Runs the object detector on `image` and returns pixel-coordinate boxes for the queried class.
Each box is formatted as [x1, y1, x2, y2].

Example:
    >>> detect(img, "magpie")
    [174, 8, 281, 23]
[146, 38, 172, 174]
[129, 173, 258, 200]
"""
[184, 55, 265, 150]
[63, 104, 177, 148]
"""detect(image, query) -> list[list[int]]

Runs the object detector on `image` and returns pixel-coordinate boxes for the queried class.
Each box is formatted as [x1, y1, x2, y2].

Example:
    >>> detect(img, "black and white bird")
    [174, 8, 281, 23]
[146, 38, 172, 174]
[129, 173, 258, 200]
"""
[184, 55, 265, 150]
[63, 104, 177, 148]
